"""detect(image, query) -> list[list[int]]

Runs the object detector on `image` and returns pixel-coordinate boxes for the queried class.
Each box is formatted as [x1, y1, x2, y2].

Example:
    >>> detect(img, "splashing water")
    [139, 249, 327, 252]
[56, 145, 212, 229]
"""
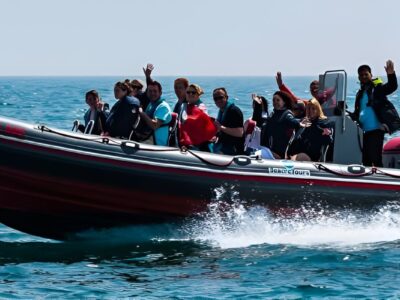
[186, 186, 400, 249]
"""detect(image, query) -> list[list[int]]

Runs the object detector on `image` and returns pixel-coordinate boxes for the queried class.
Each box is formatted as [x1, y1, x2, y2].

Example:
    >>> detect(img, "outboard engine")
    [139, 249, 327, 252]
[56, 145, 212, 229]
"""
[383, 137, 400, 168]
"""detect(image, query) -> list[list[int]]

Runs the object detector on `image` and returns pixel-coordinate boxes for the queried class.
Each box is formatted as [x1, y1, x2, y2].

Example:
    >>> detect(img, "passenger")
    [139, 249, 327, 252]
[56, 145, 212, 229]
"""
[260, 91, 306, 159]
[173, 77, 190, 115]
[212, 88, 244, 155]
[350, 60, 398, 167]
[178, 84, 216, 151]
[242, 94, 269, 155]
[128, 64, 153, 111]
[137, 81, 172, 146]
[80, 90, 109, 135]
[276, 72, 334, 113]
[251, 94, 269, 127]
[288, 98, 334, 162]
[103, 81, 140, 139]
[129, 79, 145, 97]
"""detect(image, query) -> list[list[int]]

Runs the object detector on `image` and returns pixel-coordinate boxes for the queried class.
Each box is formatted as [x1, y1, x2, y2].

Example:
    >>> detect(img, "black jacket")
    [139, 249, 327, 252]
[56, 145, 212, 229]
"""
[261, 109, 300, 158]
[105, 96, 140, 138]
[287, 118, 334, 161]
[352, 73, 399, 133]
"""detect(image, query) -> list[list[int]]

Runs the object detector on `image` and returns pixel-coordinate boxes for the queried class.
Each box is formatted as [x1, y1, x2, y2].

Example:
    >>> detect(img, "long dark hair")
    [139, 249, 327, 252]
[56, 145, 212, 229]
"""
[273, 91, 294, 110]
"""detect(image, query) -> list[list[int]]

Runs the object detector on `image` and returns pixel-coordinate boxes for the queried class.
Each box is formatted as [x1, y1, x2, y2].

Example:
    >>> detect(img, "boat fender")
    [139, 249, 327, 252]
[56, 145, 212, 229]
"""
[233, 156, 252, 166]
[347, 165, 366, 174]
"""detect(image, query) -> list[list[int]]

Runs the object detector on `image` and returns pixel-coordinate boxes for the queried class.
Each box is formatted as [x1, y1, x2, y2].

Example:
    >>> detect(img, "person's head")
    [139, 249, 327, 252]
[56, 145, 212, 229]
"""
[130, 79, 144, 96]
[114, 81, 130, 100]
[358, 64, 373, 85]
[306, 98, 326, 120]
[147, 81, 162, 102]
[293, 101, 306, 118]
[85, 90, 100, 109]
[309, 80, 319, 98]
[213, 87, 229, 109]
[174, 78, 189, 100]
[272, 91, 293, 110]
[186, 84, 203, 104]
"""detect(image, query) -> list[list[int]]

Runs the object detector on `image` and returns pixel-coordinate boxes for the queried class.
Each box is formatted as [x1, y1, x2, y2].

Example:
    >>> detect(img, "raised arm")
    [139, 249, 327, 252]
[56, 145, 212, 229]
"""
[276, 71, 299, 100]
[143, 63, 155, 86]
[382, 60, 398, 95]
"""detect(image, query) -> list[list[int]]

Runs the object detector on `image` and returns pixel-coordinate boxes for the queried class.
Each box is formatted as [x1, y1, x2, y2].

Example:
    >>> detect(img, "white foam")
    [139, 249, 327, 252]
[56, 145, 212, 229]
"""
[186, 188, 400, 250]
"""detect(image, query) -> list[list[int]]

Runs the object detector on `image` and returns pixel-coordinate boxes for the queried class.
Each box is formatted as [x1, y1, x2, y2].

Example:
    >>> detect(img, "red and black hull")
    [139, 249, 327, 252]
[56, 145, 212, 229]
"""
[1, 116, 400, 240]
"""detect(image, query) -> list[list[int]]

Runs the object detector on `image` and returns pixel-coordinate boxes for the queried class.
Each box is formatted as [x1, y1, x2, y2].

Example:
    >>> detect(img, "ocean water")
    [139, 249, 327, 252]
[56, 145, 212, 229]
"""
[1, 76, 400, 298]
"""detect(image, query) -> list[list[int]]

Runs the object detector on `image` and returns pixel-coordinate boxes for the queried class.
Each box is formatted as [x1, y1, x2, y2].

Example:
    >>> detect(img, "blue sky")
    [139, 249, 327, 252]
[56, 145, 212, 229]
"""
[0, 0, 399, 76]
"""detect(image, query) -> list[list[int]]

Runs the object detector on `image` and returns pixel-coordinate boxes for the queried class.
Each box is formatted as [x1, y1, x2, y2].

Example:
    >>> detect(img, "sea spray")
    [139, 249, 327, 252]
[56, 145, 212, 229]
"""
[186, 186, 400, 249]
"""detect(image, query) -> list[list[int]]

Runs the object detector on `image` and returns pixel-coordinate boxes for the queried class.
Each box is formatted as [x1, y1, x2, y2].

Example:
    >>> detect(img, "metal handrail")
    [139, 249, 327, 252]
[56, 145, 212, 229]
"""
[322, 69, 347, 132]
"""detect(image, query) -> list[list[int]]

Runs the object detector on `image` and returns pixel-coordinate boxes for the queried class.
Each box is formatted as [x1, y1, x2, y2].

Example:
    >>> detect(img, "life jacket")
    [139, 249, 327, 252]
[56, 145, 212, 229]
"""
[132, 98, 167, 143]
[179, 102, 216, 147]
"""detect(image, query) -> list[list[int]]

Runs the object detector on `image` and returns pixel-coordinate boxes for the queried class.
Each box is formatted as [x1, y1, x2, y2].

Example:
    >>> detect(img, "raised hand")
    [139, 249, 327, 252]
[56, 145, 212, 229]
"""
[252, 93, 262, 104]
[385, 60, 395, 74]
[143, 63, 154, 78]
[276, 72, 283, 88]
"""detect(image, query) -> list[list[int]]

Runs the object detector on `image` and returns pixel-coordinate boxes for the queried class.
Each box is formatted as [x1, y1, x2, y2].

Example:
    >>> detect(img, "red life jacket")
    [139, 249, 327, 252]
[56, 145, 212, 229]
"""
[179, 104, 217, 147]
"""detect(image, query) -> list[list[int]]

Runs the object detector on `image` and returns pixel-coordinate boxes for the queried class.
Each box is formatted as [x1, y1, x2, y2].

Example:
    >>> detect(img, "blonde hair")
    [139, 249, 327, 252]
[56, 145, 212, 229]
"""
[306, 98, 327, 120]
[187, 83, 204, 96]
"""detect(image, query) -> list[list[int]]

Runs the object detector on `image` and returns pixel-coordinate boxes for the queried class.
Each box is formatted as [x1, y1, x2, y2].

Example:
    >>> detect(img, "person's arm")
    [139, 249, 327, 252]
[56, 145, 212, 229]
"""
[276, 71, 299, 100]
[143, 63, 154, 86]
[251, 94, 264, 127]
[221, 125, 243, 137]
[381, 60, 398, 95]
[139, 107, 163, 130]
[215, 106, 244, 137]
[284, 112, 302, 129]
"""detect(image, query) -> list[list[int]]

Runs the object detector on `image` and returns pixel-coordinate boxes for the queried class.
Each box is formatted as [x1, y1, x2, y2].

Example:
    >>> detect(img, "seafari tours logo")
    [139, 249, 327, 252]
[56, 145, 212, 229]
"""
[268, 161, 311, 177]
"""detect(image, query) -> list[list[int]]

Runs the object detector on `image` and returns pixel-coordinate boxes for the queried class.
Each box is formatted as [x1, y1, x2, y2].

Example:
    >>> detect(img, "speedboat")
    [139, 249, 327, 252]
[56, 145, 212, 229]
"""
[1, 70, 400, 240]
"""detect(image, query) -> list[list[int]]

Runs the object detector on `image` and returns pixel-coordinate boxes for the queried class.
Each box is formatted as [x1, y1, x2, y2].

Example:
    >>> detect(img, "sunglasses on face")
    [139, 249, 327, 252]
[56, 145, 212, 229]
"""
[213, 95, 225, 101]
[132, 85, 142, 89]
[186, 91, 197, 95]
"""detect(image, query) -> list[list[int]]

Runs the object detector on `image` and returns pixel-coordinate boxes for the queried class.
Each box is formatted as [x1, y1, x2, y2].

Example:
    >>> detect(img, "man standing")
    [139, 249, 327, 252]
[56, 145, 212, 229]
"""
[352, 60, 398, 167]
[213, 87, 244, 155]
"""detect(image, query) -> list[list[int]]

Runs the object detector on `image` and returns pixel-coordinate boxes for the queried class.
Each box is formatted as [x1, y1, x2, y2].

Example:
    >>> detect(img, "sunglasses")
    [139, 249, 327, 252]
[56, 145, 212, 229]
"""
[213, 96, 225, 101]
[186, 91, 197, 95]
[132, 85, 142, 89]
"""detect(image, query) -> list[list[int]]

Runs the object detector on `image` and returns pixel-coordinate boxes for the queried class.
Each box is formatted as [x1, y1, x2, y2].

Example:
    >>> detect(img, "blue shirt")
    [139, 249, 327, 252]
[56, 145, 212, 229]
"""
[359, 91, 381, 132]
[145, 100, 172, 146]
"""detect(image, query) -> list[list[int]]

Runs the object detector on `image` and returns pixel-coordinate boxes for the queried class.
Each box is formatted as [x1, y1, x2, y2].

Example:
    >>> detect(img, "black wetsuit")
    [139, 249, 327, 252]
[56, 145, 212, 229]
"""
[105, 96, 140, 139]
[287, 118, 334, 161]
[260, 109, 300, 158]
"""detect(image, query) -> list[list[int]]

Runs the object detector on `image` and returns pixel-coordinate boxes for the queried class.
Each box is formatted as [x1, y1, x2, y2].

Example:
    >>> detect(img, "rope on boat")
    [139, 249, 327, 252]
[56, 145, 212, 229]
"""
[314, 163, 377, 177]
[374, 168, 400, 179]
[38, 125, 236, 167]
[315, 163, 400, 179]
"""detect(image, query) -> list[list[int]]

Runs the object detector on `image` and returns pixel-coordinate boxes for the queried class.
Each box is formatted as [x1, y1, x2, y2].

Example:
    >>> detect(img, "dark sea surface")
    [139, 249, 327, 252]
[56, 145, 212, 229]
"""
[0, 76, 400, 299]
